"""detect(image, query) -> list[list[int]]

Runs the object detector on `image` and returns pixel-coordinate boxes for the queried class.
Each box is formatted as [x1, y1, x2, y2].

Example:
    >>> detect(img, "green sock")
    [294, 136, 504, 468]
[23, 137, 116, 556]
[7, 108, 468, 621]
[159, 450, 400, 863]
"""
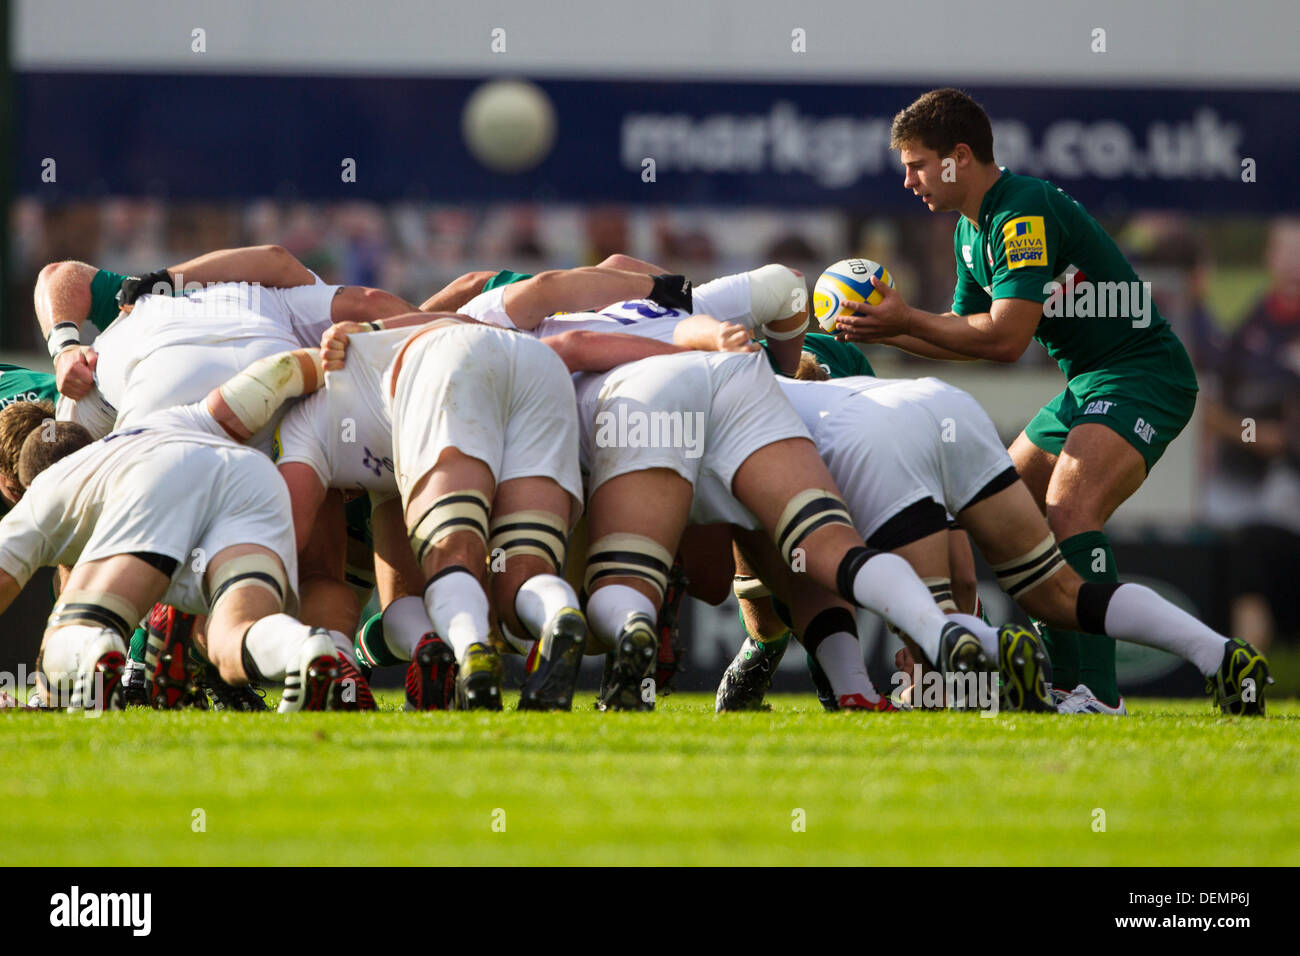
[128, 627, 147, 665]
[355, 612, 402, 668]
[1050, 530, 1120, 706]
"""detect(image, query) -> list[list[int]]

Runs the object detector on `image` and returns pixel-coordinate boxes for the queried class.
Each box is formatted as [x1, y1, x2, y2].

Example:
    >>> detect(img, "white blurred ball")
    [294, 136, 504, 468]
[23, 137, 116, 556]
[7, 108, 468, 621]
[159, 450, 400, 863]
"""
[462, 79, 557, 173]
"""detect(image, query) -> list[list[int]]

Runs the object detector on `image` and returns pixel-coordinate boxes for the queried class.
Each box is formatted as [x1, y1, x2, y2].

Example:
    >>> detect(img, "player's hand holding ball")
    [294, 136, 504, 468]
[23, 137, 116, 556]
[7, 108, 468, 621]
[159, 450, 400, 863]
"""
[811, 258, 910, 342]
[837, 277, 911, 342]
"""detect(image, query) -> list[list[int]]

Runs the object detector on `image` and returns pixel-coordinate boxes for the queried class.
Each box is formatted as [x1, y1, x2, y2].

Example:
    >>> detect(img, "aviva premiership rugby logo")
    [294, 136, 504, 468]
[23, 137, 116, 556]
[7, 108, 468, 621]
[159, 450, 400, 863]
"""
[1003, 216, 1047, 269]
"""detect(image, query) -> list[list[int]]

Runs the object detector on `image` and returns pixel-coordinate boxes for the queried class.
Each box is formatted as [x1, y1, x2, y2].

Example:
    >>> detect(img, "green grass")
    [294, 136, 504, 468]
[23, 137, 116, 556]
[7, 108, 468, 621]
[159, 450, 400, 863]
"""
[3, 693, 1298, 866]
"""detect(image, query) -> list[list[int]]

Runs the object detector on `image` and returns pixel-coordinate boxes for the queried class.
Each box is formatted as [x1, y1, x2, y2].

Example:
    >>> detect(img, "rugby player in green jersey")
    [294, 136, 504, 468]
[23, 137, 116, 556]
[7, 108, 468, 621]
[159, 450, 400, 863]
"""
[836, 88, 1266, 712]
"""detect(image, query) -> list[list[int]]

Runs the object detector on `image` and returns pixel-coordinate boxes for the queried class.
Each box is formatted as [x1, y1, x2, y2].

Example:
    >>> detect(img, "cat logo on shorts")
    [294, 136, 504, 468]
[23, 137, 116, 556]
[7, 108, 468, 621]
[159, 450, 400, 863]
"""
[1003, 216, 1048, 270]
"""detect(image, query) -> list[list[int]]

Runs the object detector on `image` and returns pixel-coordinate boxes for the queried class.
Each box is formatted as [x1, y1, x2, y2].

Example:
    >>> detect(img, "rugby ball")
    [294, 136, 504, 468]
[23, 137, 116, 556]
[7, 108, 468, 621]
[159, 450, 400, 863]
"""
[812, 259, 894, 332]
[462, 79, 557, 173]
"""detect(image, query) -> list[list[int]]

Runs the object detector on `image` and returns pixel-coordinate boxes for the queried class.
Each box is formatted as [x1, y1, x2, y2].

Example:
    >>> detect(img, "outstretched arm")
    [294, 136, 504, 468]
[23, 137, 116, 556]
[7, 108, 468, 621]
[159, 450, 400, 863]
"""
[543, 330, 687, 373]
[419, 271, 497, 312]
[672, 315, 761, 356]
[835, 278, 1040, 364]
[166, 244, 316, 290]
[0, 567, 20, 618]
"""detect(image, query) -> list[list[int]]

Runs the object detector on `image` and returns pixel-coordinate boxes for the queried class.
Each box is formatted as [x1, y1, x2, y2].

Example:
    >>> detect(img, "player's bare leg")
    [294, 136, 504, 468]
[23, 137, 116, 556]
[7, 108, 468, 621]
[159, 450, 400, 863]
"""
[585, 468, 693, 710]
[203, 544, 339, 713]
[404, 449, 502, 710]
[729, 438, 985, 686]
[947, 529, 980, 615]
[39, 554, 170, 711]
[1036, 423, 1146, 706]
[488, 476, 584, 710]
[958, 479, 1269, 714]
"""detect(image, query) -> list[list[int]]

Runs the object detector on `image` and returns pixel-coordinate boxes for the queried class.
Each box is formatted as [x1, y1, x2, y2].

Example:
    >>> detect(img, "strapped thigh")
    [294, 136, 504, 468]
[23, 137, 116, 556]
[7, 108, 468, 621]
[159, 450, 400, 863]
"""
[489, 509, 568, 572]
[991, 534, 1066, 599]
[407, 490, 491, 566]
[584, 533, 674, 603]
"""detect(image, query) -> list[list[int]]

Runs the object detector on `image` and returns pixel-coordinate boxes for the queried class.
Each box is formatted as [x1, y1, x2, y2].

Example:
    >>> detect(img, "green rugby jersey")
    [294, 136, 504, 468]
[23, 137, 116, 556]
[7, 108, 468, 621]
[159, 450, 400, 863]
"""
[764, 332, 875, 379]
[951, 169, 1193, 384]
[0, 364, 57, 410]
[481, 269, 533, 292]
[88, 269, 132, 332]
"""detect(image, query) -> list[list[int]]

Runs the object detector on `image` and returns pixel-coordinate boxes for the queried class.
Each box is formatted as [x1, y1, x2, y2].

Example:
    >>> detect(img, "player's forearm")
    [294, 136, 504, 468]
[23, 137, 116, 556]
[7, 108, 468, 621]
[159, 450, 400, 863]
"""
[0, 568, 22, 617]
[764, 336, 804, 376]
[419, 271, 497, 312]
[545, 330, 685, 372]
[876, 332, 978, 362]
[672, 315, 726, 352]
[167, 245, 316, 289]
[903, 309, 1019, 362]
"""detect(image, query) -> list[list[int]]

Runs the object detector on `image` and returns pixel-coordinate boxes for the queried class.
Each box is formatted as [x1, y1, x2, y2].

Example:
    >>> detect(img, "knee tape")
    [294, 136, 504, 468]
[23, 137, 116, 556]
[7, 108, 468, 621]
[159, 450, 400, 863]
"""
[775, 489, 854, 565]
[992, 534, 1066, 599]
[206, 553, 288, 613]
[489, 509, 568, 573]
[922, 576, 957, 613]
[584, 533, 674, 603]
[733, 574, 772, 601]
[407, 490, 490, 565]
[47, 589, 140, 641]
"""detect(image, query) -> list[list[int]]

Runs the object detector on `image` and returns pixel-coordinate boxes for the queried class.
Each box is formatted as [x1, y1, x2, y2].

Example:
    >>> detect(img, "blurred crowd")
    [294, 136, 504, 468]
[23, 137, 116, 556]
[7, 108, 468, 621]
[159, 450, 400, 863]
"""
[7, 199, 1299, 646]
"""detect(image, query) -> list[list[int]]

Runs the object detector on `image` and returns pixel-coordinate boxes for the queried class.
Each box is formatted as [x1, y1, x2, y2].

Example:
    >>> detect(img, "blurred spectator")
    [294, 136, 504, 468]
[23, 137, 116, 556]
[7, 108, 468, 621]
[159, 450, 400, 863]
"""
[1198, 217, 1300, 650]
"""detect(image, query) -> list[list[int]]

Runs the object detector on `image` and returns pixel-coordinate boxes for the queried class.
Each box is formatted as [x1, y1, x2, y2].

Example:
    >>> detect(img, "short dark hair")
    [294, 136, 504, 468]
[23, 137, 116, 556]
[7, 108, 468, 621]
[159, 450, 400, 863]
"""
[0, 400, 54, 481]
[890, 88, 995, 164]
[18, 420, 93, 487]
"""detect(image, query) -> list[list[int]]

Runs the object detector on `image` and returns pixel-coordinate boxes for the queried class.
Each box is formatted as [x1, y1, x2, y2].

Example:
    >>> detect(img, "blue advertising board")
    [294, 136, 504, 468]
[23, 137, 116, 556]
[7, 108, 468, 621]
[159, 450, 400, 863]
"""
[16, 72, 1296, 211]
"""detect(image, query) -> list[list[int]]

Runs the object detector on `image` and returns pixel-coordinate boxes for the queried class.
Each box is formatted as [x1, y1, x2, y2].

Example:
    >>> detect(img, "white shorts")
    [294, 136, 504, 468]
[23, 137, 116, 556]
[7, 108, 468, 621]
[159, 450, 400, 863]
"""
[458, 285, 514, 330]
[78, 442, 299, 616]
[815, 378, 1013, 539]
[387, 324, 584, 514]
[578, 351, 810, 529]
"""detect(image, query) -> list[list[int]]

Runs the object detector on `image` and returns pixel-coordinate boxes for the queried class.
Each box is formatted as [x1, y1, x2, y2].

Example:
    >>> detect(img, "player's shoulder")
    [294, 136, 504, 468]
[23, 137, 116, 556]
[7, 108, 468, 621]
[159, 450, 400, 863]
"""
[990, 172, 1082, 228]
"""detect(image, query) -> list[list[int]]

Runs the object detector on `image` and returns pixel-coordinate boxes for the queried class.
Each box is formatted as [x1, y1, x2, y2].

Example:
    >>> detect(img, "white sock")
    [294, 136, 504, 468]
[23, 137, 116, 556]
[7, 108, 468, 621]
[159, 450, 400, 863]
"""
[382, 595, 434, 660]
[946, 613, 1000, 659]
[327, 629, 353, 659]
[498, 621, 538, 658]
[244, 613, 312, 681]
[586, 584, 656, 651]
[41, 625, 112, 693]
[514, 573, 580, 639]
[1103, 583, 1228, 677]
[423, 569, 491, 661]
[848, 552, 951, 665]
[814, 632, 880, 702]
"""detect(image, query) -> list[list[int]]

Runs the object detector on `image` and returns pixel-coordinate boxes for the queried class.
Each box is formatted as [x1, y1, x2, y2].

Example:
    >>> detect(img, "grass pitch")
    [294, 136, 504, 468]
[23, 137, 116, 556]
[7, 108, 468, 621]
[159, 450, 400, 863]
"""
[3, 693, 1298, 866]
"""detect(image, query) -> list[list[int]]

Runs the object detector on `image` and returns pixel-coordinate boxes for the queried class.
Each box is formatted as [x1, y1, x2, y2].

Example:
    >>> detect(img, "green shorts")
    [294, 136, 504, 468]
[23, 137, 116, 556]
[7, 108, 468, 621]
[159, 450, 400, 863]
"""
[1024, 366, 1198, 472]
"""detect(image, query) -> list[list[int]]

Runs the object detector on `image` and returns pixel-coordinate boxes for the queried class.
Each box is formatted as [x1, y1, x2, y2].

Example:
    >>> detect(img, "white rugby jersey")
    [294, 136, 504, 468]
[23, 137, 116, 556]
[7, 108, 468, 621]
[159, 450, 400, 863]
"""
[0, 403, 233, 587]
[274, 327, 411, 498]
[533, 299, 695, 343]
